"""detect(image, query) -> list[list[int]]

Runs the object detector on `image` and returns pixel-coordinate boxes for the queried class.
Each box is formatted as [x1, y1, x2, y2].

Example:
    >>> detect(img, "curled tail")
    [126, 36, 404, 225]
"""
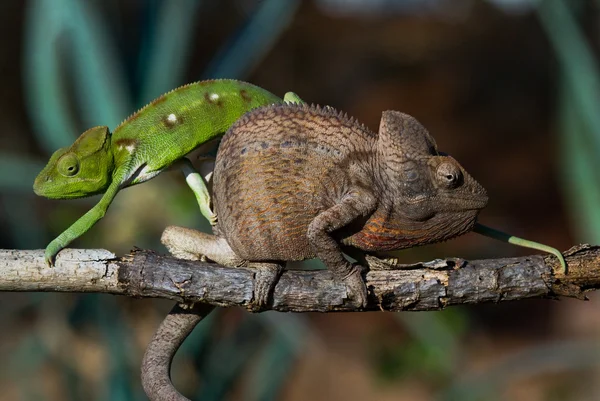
[141, 303, 215, 401]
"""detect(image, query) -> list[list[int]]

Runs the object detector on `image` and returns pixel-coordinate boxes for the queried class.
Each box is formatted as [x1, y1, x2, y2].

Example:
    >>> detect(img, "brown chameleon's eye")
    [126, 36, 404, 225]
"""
[436, 162, 462, 189]
[57, 153, 80, 177]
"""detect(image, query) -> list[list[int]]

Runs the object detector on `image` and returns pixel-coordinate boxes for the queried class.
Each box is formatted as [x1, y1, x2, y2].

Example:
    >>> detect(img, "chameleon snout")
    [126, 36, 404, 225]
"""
[33, 174, 56, 197]
[33, 175, 49, 196]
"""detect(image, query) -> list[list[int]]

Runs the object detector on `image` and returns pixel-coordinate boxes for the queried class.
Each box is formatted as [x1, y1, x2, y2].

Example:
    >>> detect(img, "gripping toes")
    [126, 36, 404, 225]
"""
[251, 263, 283, 311]
[343, 264, 368, 308]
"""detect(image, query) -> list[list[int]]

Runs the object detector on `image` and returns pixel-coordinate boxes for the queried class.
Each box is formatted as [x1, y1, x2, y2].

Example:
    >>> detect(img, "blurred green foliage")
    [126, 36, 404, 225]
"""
[2, 0, 600, 400]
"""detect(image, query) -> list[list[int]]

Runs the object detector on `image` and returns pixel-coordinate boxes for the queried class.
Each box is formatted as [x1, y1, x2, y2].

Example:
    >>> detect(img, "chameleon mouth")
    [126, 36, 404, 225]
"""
[464, 195, 488, 210]
[33, 175, 51, 197]
[33, 176, 86, 199]
[443, 193, 488, 211]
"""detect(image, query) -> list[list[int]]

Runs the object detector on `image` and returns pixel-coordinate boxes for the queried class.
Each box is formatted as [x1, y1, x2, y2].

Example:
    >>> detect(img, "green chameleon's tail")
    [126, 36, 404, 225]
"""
[473, 223, 567, 274]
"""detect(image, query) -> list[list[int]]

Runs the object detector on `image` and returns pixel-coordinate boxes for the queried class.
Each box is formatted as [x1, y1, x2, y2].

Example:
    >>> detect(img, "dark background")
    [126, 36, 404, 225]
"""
[1, 1, 598, 400]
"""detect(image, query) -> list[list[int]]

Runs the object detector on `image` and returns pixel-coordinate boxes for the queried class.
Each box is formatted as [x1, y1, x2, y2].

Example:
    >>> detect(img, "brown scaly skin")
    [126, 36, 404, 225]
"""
[162, 104, 489, 309]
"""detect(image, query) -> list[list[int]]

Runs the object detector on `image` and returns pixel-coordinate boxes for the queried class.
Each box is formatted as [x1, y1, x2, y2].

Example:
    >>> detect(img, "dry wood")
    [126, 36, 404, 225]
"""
[1, 244, 599, 311]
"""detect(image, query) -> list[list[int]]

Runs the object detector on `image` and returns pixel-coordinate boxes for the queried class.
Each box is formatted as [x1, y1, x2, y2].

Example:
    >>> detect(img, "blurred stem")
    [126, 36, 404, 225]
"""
[538, 0, 600, 242]
[538, 0, 600, 150]
[63, 0, 130, 128]
[202, 0, 301, 79]
[23, 1, 80, 151]
[558, 78, 600, 243]
[140, 0, 202, 102]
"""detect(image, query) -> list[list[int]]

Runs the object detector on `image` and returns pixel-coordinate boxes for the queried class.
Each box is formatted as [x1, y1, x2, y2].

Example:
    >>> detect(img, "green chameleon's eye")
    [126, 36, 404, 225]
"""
[57, 153, 80, 177]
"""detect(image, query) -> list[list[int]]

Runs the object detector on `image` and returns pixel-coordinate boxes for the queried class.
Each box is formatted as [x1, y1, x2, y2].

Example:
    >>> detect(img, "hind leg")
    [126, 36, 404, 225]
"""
[162, 226, 282, 310]
[250, 262, 284, 310]
[171, 158, 217, 226]
[161, 225, 243, 267]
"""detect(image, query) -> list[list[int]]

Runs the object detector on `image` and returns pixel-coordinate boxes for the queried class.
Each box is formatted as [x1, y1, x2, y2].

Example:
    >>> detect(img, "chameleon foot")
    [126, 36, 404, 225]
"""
[44, 238, 67, 267]
[250, 263, 283, 311]
[342, 265, 368, 308]
[283, 91, 304, 104]
[206, 210, 218, 226]
[44, 248, 56, 267]
[197, 199, 218, 226]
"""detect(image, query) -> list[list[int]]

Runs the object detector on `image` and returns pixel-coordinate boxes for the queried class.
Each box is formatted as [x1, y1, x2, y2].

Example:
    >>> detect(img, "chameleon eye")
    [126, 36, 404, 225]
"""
[403, 169, 419, 181]
[57, 153, 80, 177]
[399, 161, 420, 182]
[436, 162, 462, 189]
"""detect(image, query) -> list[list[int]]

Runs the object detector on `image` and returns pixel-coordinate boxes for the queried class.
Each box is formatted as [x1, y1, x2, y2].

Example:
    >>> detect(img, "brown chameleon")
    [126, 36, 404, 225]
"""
[161, 103, 489, 308]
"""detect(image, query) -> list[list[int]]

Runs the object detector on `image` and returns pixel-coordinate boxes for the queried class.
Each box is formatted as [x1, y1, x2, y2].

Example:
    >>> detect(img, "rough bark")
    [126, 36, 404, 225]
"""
[1, 244, 599, 311]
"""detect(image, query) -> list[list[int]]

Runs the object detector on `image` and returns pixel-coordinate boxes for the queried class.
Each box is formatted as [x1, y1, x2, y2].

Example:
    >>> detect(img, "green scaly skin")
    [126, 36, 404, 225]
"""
[33, 79, 303, 266]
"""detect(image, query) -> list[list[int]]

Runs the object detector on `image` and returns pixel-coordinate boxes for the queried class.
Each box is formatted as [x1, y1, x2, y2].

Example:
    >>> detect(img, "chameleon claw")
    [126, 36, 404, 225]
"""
[204, 210, 218, 226]
[341, 264, 368, 308]
[44, 248, 56, 268]
[473, 223, 567, 275]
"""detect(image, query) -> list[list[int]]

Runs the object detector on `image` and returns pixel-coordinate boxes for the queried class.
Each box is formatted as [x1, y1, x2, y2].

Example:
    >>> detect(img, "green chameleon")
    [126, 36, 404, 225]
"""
[34, 79, 302, 265]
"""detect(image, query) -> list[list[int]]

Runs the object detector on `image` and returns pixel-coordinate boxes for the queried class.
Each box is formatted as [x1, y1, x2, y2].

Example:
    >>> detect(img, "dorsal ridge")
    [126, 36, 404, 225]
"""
[233, 102, 373, 136]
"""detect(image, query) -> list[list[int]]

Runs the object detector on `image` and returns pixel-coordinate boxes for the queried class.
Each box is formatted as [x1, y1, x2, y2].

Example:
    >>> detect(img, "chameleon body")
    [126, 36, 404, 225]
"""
[33, 79, 302, 265]
[161, 104, 489, 308]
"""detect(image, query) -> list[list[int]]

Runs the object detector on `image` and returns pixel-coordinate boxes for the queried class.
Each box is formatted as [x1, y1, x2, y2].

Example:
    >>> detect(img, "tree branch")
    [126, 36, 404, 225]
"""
[4, 245, 600, 401]
[1, 244, 599, 311]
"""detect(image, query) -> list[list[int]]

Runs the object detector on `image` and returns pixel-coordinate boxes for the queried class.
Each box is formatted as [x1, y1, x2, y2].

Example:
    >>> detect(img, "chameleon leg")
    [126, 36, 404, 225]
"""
[473, 223, 567, 274]
[283, 92, 304, 104]
[174, 158, 217, 226]
[162, 226, 281, 310]
[307, 190, 377, 308]
[44, 178, 121, 266]
[161, 225, 243, 266]
[196, 156, 215, 184]
[248, 262, 284, 310]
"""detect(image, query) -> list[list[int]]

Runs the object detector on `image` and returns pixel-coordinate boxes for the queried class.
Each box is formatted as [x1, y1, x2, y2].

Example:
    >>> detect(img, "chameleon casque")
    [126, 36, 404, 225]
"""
[162, 104, 490, 307]
[33, 79, 302, 265]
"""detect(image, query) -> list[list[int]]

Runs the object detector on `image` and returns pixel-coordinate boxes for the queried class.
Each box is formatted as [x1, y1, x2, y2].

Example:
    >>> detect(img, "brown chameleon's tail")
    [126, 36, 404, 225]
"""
[141, 303, 215, 401]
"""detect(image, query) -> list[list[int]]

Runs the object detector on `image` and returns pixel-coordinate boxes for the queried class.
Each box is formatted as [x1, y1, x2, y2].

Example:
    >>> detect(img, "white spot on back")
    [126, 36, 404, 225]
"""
[210, 93, 219, 101]
[167, 113, 178, 123]
[116, 144, 135, 153]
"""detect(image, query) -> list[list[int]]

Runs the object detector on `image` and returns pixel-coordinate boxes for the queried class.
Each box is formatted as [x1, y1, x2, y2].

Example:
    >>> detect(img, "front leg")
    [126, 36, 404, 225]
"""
[45, 179, 121, 266]
[173, 158, 217, 226]
[307, 189, 377, 308]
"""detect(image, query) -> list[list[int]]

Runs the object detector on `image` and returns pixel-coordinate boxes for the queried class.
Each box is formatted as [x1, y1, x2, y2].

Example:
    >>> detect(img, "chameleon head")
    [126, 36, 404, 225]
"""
[375, 111, 488, 245]
[33, 126, 115, 199]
